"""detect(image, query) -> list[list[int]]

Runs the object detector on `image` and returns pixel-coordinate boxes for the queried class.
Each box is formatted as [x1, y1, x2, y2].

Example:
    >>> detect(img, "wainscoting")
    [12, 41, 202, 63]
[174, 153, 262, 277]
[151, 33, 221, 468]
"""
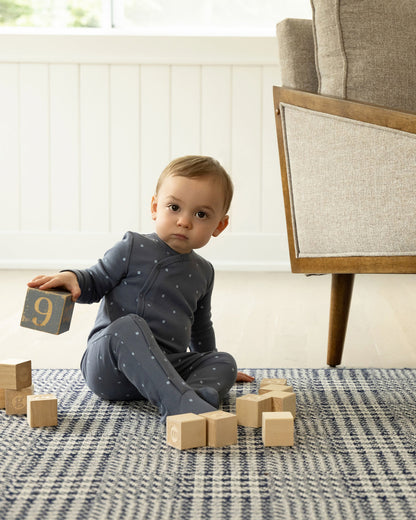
[0, 32, 288, 270]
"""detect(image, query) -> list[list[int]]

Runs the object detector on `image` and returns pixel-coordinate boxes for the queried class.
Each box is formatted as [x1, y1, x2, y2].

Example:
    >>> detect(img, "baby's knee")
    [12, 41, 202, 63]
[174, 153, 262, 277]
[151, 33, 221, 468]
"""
[218, 351, 237, 369]
[216, 351, 238, 381]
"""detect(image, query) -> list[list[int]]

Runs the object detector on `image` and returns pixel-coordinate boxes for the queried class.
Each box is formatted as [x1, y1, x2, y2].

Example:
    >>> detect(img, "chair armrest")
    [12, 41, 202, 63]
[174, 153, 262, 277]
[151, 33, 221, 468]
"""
[274, 86, 416, 274]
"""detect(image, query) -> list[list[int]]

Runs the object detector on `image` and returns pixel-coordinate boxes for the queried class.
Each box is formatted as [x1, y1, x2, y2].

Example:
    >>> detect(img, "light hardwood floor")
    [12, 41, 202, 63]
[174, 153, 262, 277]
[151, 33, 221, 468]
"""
[2, 270, 416, 369]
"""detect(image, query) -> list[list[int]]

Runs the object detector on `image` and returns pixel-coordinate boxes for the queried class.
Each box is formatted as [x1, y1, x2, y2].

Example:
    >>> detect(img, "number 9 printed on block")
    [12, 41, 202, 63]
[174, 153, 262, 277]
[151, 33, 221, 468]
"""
[20, 288, 75, 335]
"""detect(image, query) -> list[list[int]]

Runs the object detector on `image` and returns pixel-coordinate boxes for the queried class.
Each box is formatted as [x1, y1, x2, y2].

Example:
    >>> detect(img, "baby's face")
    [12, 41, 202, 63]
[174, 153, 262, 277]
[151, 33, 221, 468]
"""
[151, 175, 229, 254]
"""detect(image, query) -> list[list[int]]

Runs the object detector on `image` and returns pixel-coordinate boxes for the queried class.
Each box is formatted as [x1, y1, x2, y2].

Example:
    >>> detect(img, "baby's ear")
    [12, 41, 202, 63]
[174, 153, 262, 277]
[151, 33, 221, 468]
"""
[150, 195, 158, 220]
[212, 215, 229, 237]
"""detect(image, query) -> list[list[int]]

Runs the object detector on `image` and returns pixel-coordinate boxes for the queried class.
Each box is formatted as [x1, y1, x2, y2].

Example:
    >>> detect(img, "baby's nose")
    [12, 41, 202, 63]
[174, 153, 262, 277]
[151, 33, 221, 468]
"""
[177, 214, 192, 228]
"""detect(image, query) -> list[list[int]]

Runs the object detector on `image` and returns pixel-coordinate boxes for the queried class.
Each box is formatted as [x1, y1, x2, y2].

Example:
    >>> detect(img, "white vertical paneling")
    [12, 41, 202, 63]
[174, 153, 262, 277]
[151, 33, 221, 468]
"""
[171, 66, 201, 157]
[0, 64, 19, 231]
[80, 65, 110, 232]
[110, 65, 140, 234]
[201, 66, 232, 171]
[261, 65, 285, 233]
[20, 64, 50, 231]
[140, 65, 171, 232]
[231, 66, 263, 233]
[50, 64, 80, 232]
[0, 34, 290, 270]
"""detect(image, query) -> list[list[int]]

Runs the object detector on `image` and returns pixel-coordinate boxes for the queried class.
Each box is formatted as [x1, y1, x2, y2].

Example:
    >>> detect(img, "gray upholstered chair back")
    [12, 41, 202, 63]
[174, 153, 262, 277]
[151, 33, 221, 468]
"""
[276, 19, 318, 94]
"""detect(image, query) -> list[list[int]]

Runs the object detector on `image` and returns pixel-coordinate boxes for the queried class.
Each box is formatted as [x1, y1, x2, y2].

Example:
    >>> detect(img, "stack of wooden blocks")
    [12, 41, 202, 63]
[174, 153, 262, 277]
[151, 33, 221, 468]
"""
[236, 377, 295, 447]
[1, 286, 72, 428]
[166, 378, 296, 450]
[0, 359, 58, 428]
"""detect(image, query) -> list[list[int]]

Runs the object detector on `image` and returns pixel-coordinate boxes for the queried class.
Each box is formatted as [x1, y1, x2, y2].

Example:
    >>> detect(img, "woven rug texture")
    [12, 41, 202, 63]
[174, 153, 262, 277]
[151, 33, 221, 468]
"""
[0, 368, 415, 520]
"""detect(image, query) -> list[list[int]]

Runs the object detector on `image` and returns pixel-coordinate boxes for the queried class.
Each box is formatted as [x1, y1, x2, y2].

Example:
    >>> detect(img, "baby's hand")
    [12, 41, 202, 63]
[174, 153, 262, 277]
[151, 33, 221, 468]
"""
[235, 371, 255, 383]
[28, 272, 81, 302]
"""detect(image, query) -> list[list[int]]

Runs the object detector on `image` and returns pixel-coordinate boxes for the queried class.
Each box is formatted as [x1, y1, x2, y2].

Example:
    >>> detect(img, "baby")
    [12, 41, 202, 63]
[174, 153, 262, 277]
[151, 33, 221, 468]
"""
[28, 155, 252, 421]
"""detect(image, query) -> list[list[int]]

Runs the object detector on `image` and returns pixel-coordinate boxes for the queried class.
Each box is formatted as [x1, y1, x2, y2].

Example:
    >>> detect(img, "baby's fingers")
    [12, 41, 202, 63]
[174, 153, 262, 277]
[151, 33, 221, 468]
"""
[28, 274, 62, 291]
[37, 279, 61, 290]
[27, 275, 53, 288]
[28, 272, 80, 302]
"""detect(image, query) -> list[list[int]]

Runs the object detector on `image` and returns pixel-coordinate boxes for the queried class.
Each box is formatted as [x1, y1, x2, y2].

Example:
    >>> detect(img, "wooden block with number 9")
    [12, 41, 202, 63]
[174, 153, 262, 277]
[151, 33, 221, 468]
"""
[20, 287, 75, 335]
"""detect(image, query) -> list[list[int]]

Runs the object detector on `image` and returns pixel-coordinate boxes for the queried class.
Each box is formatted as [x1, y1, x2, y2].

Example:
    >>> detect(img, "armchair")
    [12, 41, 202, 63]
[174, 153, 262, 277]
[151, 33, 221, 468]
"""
[274, 3, 416, 367]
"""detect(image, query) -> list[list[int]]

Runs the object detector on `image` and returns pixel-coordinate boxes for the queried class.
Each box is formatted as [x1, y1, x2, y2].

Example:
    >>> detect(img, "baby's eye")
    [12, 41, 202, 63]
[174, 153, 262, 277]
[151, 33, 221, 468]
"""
[169, 204, 180, 212]
[196, 211, 208, 219]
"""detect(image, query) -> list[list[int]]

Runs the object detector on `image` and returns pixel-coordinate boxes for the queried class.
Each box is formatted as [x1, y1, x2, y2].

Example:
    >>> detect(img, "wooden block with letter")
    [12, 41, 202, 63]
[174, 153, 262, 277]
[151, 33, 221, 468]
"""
[166, 413, 206, 450]
[27, 394, 58, 428]
[236, 394, 273, 427]
[20, 287, 74, 335]
[199, 410, 238, 448]
[5, 384, 35, 415]
[0, 388, 5, 409]
[262, 411, 294, 447]
[0, 359, 32, 390]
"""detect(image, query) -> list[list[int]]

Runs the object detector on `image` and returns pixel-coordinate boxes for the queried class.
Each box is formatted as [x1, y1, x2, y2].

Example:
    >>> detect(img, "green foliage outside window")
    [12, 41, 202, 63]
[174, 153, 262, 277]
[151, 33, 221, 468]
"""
[67, 0, 100, 28]
[0, 0, 101, 28]
[0, 0, 33, 25]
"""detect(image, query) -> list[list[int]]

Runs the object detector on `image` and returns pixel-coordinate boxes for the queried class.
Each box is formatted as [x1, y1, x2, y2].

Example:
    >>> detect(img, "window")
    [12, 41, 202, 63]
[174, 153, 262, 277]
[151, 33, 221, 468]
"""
[0, 0, 311, 34]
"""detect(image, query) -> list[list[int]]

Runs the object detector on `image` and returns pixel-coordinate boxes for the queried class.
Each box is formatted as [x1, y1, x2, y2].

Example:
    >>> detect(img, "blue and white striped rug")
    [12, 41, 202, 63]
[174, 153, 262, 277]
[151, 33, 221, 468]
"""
[0, 368, 415, 520]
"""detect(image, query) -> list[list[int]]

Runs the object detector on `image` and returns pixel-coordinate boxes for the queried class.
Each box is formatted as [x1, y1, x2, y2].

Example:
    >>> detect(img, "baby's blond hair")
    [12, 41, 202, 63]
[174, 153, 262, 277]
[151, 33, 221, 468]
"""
[155, 156, 233, 214]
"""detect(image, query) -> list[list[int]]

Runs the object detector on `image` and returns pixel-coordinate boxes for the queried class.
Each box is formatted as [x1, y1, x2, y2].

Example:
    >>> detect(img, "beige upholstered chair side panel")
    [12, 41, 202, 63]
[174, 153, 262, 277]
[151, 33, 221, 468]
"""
[274, 87, 416, 274]
[281, 102, 416, 259]
[275, 16, 416, 367]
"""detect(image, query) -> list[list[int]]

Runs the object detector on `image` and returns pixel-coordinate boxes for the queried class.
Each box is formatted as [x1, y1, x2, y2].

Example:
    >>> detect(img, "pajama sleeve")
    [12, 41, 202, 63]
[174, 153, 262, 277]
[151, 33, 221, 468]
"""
[189, 267, 217, 353]
[67, 232, 133, 304]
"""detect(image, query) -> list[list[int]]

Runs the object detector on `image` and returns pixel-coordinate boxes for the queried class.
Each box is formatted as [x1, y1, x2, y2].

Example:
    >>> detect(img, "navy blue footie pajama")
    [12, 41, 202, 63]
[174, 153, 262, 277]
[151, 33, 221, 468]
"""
[72, 232, 237, 422]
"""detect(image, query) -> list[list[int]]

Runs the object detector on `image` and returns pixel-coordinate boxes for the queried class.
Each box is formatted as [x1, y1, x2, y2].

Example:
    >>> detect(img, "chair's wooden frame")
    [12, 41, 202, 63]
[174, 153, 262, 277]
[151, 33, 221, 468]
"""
[273, 86, 416, 366]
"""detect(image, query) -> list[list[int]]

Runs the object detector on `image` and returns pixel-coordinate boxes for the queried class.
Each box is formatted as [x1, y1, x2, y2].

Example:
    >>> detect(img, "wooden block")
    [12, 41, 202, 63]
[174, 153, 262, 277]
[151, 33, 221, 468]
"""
[259, 384, 293, 394]
[0, 359, 32, 390]
[27, 394, 58, 428]
[20, 287, 74, 335]
[199, 410, 238, 448]
[166, 413, 206, 450]
[236, 394, 273, 427]
[269, 391, 296, 418]
[5, 384, 34, 415]
[0, 388, 5, 409]
[262, 412, 294, 447]
[260, 378, 287, 388]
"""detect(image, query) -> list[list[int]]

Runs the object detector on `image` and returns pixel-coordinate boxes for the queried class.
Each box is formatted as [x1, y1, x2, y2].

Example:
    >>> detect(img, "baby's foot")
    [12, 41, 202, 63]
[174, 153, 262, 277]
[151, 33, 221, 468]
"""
[177, 389, 217, 415]
[194, 386, 220, 409]
[160, 389, 216, 423]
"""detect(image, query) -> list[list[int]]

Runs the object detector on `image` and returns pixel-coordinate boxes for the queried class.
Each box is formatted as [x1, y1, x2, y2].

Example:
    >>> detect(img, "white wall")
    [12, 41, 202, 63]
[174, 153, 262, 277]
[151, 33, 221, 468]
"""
[0, 32, 290, 270]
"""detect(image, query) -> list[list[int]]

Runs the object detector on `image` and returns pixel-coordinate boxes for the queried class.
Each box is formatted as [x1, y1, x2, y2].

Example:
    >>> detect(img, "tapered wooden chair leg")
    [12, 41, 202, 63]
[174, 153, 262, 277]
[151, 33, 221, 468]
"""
[327, 274, 355, 367]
